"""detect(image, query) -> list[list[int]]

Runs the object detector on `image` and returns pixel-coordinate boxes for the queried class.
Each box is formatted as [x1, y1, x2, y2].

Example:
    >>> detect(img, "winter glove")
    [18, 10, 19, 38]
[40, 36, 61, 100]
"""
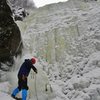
[32, 66, 37, 74]
[35, 69, 38, 74]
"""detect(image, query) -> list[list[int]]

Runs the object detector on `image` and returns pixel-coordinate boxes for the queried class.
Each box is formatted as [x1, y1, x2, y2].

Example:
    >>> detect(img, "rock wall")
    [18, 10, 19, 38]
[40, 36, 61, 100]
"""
[0, 0, 22, 68]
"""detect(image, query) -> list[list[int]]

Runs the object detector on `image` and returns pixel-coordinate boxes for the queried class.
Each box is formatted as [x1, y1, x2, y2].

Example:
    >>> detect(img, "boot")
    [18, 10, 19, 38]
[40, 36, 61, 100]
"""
[11, 88, 20, 98]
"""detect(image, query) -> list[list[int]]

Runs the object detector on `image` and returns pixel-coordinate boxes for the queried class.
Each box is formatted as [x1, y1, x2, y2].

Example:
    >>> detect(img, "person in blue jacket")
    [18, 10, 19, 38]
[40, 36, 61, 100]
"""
[11, 57, 37, 100]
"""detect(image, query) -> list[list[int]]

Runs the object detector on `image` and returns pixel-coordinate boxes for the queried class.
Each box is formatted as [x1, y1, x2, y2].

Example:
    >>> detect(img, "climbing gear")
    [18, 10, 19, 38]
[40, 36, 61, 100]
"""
[22, 89, 27, 100]
[18, 76, 29, 91]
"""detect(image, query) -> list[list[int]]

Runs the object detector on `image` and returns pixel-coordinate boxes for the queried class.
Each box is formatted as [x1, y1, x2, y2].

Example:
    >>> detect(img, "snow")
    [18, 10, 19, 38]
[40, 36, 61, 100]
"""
[0, 82, 14, 100]
[0, 92, 14, 100]
[1, 0, 100, 100]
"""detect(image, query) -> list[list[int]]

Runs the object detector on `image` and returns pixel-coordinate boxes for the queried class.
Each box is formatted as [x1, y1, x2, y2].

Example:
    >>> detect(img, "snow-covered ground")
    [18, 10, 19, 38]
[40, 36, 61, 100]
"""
[1, 0, 100, 100]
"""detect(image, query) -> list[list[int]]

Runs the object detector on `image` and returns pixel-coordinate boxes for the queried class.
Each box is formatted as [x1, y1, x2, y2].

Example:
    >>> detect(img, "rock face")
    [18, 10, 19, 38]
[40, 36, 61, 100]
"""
[0, 0, 22, 67]
[8, 0, 35, 21]
[12, 7, 29, 21]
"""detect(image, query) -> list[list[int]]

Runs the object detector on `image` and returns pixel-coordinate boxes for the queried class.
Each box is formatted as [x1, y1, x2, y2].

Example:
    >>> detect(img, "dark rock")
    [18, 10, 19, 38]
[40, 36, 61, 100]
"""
[0, 0, 12, 16]
[0, 0, 23, 68]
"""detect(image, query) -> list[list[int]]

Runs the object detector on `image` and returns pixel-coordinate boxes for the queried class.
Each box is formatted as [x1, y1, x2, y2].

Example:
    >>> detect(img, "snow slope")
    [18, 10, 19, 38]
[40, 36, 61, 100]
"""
[1, 0, 100, 100]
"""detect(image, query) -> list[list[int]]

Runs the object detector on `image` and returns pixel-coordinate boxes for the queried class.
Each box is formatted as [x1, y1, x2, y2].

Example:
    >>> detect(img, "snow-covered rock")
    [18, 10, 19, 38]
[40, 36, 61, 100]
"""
[12, 7, 29, 21]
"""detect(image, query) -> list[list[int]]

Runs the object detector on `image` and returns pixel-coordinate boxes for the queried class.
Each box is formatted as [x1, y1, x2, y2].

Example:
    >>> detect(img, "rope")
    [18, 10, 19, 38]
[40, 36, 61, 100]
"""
[15, 40, 22, 55]
[34, 74, 39, 100]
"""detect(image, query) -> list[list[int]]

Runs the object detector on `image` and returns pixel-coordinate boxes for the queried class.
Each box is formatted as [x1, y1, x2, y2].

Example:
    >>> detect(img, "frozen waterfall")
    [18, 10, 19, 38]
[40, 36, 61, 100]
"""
[1, 0, 100, 100]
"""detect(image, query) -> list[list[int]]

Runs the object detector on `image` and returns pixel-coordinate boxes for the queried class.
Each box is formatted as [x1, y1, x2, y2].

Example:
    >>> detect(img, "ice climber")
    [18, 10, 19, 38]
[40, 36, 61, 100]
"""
[11, 57, 37, 100]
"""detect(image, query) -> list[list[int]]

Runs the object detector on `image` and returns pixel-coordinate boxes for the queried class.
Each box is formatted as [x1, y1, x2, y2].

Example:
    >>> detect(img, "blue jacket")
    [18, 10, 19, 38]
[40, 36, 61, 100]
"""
[18, 59, 37, 77]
